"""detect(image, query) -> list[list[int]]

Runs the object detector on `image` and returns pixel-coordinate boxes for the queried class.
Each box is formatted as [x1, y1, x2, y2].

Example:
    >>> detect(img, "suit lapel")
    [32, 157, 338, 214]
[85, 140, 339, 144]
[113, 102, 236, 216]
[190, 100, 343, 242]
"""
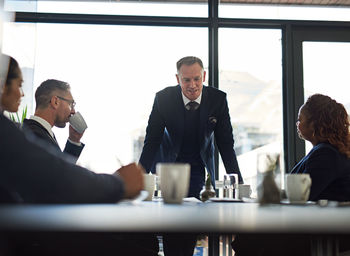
[199, 86, 209, 145]
[174, 85, 185, 140]
[27, 119, 60, 147]
[36, 121, 59, 146]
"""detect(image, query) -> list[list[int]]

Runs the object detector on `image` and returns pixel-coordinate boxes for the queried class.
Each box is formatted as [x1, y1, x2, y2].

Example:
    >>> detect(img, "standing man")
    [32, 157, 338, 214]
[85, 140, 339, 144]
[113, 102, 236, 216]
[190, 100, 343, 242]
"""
[140, 56, 243, 198]
[139, 56, 243, 256]
[23, 79, 84, 162]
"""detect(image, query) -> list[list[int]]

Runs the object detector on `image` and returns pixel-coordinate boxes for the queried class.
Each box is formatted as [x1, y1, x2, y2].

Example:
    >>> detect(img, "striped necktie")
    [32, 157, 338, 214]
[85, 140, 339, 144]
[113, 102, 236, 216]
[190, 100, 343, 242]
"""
[187, 101, 199, 111]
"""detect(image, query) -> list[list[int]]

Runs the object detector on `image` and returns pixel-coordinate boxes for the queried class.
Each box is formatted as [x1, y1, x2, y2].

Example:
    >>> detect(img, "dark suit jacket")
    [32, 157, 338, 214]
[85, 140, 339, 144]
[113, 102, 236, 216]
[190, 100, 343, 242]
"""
[139, 85, 242, 187]
[23, 118, 84, 161]
[291, 142, 350, 201]
[0, 113, 124, 204]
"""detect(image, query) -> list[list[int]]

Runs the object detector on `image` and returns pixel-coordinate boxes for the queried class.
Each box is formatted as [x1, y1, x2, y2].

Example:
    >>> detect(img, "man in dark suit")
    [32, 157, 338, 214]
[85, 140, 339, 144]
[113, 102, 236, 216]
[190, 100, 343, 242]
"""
[23, 79, 84, 161]
[139, 56, 243, 256]
[140, 56, 243, 198]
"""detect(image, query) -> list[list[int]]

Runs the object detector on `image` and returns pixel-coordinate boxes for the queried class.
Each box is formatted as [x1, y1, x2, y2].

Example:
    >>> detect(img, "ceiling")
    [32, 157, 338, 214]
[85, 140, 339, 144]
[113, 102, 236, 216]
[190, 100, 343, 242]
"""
[131, 0, 350, 6]
[220, 0, 350, 6]
[28, 0, 350, 7]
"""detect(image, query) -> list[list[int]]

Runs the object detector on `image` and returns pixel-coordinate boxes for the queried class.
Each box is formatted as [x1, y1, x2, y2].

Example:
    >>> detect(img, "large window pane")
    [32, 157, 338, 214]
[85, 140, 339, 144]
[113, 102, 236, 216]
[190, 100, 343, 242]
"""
[303, 42, 350, 153]
[2, 22, 208, 173]
[5, 0, 208, 17]
[2, 22, 36, 117]
[219, 28, 283, 197]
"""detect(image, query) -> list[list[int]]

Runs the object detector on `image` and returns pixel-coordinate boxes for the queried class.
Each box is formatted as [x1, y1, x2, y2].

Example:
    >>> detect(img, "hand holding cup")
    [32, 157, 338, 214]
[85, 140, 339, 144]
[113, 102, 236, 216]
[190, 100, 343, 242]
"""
[69, 111, 88, 134]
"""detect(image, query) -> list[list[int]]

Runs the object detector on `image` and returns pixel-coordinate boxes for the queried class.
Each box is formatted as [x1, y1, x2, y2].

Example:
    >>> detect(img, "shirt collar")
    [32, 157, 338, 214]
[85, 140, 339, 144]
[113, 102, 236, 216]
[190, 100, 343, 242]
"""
[30, 115, 55, 138]
[181, 91, 202, 106]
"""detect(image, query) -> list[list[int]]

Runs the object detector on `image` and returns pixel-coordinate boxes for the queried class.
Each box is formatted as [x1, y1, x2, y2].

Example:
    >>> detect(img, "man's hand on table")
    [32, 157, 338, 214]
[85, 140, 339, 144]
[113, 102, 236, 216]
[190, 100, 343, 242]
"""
[114, 163, 144, 199]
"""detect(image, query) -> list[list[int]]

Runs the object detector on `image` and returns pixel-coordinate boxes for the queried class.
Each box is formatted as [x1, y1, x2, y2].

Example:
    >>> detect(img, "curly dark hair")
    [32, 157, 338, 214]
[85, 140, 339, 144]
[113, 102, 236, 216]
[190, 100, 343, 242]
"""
[302, 94, 350, 158]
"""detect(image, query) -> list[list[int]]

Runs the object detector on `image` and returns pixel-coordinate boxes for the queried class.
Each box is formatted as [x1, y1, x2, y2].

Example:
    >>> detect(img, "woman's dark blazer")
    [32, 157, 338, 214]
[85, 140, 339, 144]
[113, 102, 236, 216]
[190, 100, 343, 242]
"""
[291, 142, 350, 201]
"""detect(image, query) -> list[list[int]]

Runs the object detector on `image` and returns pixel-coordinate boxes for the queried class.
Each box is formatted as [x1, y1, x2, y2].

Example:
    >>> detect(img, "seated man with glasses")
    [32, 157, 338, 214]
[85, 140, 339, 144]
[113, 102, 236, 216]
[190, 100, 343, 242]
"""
[23, 79, 84, 162]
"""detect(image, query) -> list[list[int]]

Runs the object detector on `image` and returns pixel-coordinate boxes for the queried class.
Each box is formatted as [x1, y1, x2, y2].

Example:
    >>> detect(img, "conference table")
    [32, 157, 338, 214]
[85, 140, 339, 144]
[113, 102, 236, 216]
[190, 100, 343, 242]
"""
[0, 199, 350, 256]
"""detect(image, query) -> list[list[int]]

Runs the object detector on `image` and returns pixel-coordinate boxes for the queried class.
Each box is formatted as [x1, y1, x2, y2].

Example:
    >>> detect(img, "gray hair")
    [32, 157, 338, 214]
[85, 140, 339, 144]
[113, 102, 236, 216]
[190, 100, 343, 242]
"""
[176, 56, 203, 73]
[35, 79, 70, 109]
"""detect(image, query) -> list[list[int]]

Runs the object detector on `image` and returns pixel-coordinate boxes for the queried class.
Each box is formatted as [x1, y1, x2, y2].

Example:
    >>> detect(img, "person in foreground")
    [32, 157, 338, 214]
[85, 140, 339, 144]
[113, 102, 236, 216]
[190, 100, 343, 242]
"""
[23, 79, 85, 162]
[0, 54, 158, 255]
[139, 56, 242, 256]
[232, 93, 350, 256]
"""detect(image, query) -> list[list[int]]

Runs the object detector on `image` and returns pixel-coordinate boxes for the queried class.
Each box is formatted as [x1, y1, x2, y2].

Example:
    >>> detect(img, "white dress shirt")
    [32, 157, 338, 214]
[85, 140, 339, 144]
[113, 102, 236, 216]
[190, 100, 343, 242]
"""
[182, 92, 202, 110]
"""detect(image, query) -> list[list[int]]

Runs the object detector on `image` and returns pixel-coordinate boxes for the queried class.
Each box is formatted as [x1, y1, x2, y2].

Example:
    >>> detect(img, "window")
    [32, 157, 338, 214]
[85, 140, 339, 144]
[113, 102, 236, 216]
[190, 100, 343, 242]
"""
[219, 1, 350, 21]
[218, 28, 283, 196]
[303, 42, 350, 153]
[4, 0, 350, 198]
[5, 0, 208, 17]
[2, 22, 208, 173]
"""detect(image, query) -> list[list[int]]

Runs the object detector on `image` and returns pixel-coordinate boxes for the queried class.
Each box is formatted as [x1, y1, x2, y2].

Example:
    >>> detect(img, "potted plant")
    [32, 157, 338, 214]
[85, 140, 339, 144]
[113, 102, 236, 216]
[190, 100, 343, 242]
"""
[9, 105, 27, 127]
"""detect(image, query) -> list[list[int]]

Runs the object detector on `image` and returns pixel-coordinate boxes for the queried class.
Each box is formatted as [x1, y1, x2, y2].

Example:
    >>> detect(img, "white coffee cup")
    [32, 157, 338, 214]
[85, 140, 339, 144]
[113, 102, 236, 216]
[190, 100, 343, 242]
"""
[156, 163, 190, 204]
[285, 174, 312, 203]
[143, 173, 156, 201]
[69, 112, 88, 134]
[237, 184, 252, 199]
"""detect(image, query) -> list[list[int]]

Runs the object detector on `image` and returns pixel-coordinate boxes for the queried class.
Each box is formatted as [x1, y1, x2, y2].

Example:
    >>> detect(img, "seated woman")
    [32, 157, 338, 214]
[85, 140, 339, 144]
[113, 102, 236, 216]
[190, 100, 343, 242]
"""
[232, 94, 350, 256]
[292, 93, 350, 201]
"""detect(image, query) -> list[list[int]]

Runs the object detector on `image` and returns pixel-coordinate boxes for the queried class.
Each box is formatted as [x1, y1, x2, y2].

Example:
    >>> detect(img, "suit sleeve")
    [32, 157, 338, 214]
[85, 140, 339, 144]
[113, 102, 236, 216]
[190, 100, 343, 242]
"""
[139, 94, 166, 172]
[63, 140, 85, 162]
[0, 115, 125, 204]
[214, 94, 243, 183]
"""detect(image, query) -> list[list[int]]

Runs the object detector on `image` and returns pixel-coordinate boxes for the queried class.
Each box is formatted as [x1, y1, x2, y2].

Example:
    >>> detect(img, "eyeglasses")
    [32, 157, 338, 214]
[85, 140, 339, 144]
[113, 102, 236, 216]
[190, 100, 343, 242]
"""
[56, 96, 76, 109]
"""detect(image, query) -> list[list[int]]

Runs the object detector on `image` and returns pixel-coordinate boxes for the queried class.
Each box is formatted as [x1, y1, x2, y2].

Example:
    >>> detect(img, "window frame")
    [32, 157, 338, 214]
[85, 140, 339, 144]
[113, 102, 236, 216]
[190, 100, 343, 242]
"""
[14, 2, 350, 176]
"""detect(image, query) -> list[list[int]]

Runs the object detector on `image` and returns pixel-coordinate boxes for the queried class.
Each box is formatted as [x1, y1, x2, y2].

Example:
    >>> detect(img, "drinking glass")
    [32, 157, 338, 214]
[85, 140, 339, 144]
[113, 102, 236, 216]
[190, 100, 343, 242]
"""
[223, 173, 239, 199]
